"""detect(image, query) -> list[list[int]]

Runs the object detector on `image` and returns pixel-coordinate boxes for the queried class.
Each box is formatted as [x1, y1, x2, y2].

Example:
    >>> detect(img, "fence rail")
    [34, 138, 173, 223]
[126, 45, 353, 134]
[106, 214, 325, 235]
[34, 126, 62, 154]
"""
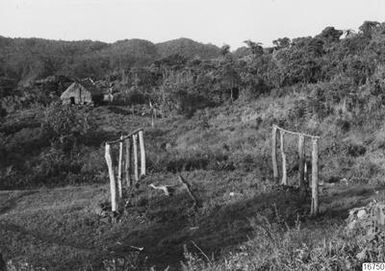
[106, 128, 143, 145]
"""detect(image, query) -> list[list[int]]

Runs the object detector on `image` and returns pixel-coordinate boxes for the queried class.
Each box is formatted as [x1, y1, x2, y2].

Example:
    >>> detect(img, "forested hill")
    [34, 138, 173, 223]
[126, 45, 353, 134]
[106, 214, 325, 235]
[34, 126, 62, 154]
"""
[1, 20, 385, 111]
[0, 36, 221, 87]
[156, 38, 221, 59]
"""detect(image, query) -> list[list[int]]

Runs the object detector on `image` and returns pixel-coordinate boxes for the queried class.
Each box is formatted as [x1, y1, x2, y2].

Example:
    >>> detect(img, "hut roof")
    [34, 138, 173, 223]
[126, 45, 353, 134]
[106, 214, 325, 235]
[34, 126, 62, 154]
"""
[60, 79, 102, 100]
[60, 82, 88, 99]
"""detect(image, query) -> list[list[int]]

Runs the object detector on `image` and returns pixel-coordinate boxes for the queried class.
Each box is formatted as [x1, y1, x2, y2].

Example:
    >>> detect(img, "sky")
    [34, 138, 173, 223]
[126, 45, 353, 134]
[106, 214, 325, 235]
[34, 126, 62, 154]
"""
[0, 0, 384, 49]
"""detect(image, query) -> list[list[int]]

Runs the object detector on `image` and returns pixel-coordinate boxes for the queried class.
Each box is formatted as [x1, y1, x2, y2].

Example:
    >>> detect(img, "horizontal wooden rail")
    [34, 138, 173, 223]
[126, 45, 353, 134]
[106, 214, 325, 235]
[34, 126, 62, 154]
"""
[273, 125, 320, 139]
[106, 128, 143, 145]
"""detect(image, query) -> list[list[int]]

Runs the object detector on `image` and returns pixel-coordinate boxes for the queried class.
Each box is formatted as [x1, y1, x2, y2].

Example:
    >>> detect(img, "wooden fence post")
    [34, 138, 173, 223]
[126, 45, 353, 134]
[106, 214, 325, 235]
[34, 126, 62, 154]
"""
[298, 134, 305, 192]
[311, 138, 319, 216]
[305, 160, 311, 188]
[139, 130, 146, 177]
[133, 133, 139, 182]
[125, 138, 131, 187]
[117, 136, 123, 198]
[272, 125, 279, 183]
[105, 143, 118, 212]
[280, 131, 287, 185]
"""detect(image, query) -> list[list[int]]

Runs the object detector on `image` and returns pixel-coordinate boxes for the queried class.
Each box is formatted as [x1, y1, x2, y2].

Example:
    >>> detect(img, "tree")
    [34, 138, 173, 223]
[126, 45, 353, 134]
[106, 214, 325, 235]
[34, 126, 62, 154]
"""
[359, 21, 380, 37]
[157, 69, 212, 117]
[244, 40, 264, 56]
[42, 102, 94, 151]
[318, 26, 343, 43]
[154, 54, 187, 69]
[308, 38, 325, 57]
[216, 61, 241, 102]
[220, 44, 231, 56]
[273, 37, 291, 50]
[274, 37, 325, 86]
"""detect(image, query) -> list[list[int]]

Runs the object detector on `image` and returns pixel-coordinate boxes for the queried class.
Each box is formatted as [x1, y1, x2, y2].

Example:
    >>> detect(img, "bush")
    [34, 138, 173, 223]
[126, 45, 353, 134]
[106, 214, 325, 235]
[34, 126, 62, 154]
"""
[111, 87, 148, 106]
[42, 102, 94, 150]
[182, 213, 382, 271]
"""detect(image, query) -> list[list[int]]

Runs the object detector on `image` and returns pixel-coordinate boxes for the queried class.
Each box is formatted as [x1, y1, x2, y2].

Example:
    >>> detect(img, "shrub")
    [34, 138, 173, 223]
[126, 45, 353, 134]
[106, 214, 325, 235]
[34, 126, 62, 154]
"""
[182, 213, 380, 271]
[111, 87, 148, 106]
[42, 102, 94, 150]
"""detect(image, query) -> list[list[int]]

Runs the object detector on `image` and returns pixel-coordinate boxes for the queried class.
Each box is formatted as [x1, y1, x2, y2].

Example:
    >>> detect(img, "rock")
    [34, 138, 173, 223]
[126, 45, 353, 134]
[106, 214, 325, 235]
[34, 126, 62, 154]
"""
[165, 143, 172, 150]
[340, 178, 349, 186]
[357, 209, 367, 219]
[356, 250, 366, 260]
[347, 220, 356, 230]
[94, 205, 104, 216]
[94, 201, 111, 217]
[346, 201, 385, 235]
[349, 207, 361, 216]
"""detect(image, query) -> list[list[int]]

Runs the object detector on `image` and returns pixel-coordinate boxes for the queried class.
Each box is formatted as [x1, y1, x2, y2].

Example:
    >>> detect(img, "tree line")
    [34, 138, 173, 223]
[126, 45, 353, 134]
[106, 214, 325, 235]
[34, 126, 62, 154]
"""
[1, 21, 385, 118]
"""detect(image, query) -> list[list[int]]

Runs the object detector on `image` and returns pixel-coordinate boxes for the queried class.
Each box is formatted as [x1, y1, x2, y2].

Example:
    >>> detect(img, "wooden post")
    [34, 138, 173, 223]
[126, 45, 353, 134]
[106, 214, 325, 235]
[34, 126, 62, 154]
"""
[125, 138, 132, 187]
[178, 175, 198, 209]
[133, 133, 139, 182]
[139, 130, 146, 177]
[117, 136, 123, 198]
[280, 131, 287, 185]
[305, 159, 310, 188]
[311, 138, 319, 216]
[105, 143, 118, 212]
[272, 126, 279, 183]
[298, 134, 305, 192]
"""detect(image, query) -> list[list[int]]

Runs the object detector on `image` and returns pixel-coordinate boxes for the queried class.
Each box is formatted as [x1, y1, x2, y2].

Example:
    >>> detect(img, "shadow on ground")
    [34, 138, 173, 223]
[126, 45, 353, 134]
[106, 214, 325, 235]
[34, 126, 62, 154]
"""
[104, 189, 303, 269]
[1, 182, 383, 271]
[102, 183, 385, 270]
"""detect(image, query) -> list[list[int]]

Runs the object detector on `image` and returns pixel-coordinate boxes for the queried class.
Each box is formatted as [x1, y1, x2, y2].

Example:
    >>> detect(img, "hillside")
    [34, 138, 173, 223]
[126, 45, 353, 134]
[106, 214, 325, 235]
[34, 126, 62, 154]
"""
[1, 20, 385, 270]
[156, 38, 221, 59]
[1, 97, 385, 270]
[0, 36, 221, 87]
[102, 39, 159, 67]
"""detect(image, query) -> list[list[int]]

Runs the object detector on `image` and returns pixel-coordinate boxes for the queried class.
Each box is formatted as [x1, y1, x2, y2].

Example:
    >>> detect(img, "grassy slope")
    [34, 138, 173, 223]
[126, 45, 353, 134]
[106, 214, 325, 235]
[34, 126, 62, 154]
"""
[1, 94, 385, 270]
[1, 179, 381, 270]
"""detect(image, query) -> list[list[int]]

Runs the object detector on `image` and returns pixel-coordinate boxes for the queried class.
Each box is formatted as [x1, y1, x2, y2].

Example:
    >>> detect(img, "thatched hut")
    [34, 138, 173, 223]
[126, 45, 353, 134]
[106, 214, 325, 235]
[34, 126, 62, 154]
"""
[60, 79, 103, 105]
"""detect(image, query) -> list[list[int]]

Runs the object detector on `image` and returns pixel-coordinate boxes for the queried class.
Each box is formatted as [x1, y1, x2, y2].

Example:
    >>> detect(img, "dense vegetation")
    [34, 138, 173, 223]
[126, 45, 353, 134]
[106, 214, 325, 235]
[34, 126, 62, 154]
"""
[1, 20, 385, 270]
[3, 21, 385, 117]
[0, 37, 220, 87]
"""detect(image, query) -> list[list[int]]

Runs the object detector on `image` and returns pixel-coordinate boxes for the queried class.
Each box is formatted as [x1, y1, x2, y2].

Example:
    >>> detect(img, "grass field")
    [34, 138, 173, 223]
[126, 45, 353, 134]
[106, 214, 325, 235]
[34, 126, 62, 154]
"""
[2, 96, 385, 270]
[1, 173, 384, 270]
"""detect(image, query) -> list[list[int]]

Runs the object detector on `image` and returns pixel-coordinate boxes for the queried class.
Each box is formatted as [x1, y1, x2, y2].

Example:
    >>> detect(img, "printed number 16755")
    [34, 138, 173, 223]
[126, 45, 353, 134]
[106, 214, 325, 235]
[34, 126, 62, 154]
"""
[363, 263, 385, 271]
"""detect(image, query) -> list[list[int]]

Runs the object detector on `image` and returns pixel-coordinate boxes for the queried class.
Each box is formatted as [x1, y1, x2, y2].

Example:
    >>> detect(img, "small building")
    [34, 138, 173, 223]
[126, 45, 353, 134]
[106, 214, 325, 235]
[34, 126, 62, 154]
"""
[103, 93, 114, 103]
[60, 79, 103, 105]
[103, 87, 114, 103]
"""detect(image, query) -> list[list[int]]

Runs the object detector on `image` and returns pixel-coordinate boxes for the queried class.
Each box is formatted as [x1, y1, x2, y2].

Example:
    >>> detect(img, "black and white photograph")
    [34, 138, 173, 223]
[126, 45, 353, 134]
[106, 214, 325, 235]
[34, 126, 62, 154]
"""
[0, 0, 385, 270]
